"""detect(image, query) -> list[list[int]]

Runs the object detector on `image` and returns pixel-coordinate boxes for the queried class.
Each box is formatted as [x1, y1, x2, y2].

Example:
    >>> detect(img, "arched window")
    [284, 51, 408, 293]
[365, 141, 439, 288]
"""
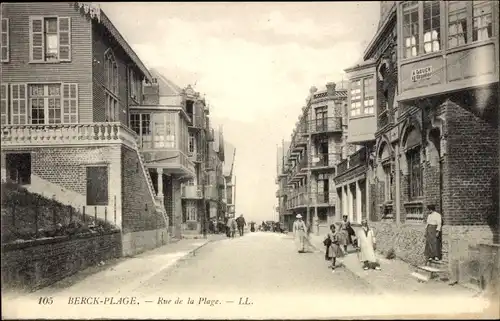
[404, 126, 423, 200]
[378, 142, 393, 202]
[104, 49, 119, 122]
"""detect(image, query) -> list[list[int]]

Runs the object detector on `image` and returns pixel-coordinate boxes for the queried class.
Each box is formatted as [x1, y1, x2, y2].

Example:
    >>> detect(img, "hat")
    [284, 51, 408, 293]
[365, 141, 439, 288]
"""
[296, 214, 302, 219]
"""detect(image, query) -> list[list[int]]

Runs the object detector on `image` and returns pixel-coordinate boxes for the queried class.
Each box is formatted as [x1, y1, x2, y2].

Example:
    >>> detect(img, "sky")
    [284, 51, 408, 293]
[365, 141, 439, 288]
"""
[100, 1, 381, 224]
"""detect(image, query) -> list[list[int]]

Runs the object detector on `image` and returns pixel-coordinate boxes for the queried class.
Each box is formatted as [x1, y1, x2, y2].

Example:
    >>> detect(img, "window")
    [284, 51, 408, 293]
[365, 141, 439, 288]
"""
[1, 84, 7, 124]
[447, 1, 493, 49]
[105, 92, 119, 122]
[473, 1, 493, 41]
[448, 1, 468, 48]
[29, 84, 61, 124]
[402, 1, 441, 58]
[315, 106, 327, 131]
[6, 153, 31, 185]
[165, 120, 176, 148]
[423, 1, 441, 53]
[29, 16, 71, 62]
[403, 1, 419, 58]
[130, 113, 151, 147]
[363, 77, 375, 114]
[86, 166, 109, 206]
[350, 80, 361, 116]
[383, 163, 393, 201]
[104, 49, 118, 95]
[187, 207, 197, 221]
[128, 67, 141, 101]
[188, 134, 195, 154]
[407, 147, 423, 200]
[1, 18, 9, 62]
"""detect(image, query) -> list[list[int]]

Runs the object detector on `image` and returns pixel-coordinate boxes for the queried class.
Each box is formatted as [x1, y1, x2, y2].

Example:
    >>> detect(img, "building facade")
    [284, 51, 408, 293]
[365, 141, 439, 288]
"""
[276, 83, 348, 235]
[0, 2, 169, 256]
[343, 0, 499, 287]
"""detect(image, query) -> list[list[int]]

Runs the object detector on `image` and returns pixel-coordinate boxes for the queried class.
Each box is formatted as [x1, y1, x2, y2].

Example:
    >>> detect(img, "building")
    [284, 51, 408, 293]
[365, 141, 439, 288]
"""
[276, 83, 348, 235]
[0, 2, 169, 256]
[343, 1, 499, 286]
[276, 141, 290, 230]
[223, 141, 236, 218]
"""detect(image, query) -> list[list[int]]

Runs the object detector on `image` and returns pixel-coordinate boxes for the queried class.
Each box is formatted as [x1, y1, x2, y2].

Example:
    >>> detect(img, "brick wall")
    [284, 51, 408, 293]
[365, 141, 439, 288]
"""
[1, 231, 121, 291]
[121, 146, 164, 233]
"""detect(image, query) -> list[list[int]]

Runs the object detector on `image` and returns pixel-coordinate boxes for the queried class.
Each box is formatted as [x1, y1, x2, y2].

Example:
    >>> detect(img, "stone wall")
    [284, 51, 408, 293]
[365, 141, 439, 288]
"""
[1, 231, 121, 291]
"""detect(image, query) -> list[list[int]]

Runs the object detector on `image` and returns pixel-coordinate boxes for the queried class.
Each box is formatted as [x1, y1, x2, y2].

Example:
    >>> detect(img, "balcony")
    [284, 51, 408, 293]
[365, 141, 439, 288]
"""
[0, 122, 137, 150]
[217, 174, 225, 187]
[188, 114, 204, 129]
[310, 153, 341, 170]
[336, 147, 368, 177]
[312, 192, 336, 206]
[204, 185, 218, 201]
[206, 128, 215, 142]
[305, 117, 342, 135]
[188, 150, 204, 163]
[291, 135, 307, 151]
[181, 185, 203, 199]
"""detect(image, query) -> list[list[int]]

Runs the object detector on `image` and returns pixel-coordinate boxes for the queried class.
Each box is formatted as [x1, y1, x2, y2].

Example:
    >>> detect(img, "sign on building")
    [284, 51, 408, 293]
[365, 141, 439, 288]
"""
[411, 66, 432, 82]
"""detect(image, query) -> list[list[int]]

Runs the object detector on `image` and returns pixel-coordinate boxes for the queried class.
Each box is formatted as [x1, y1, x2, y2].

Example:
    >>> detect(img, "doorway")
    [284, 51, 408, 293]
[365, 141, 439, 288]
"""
[6, 153, 31, 185]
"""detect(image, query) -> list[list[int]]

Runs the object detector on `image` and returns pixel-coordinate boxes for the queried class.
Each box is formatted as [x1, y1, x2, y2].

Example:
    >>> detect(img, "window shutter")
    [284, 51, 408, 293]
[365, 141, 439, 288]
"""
[58, 17, 71, 61]
[62, 83, 78, 123]
[1, 83, 8, 125]
[1, 18, 9, 62]
[29, 17, 44, 62]
[10, 84, 27, 125]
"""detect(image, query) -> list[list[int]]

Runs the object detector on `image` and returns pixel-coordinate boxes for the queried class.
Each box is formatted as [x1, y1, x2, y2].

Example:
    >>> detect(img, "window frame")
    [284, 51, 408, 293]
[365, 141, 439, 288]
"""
[350, 75, 376, 117]
[406, 145, 423, 201]
[28, 83, 62, 125]
[29, 16, 71, 63]
[188, 133, 196, 155]
[1, 18, 9, 63]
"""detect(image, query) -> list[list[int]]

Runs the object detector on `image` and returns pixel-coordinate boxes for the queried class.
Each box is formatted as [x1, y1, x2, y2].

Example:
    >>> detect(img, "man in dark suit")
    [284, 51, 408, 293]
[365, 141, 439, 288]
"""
[236, 214, 246, 236]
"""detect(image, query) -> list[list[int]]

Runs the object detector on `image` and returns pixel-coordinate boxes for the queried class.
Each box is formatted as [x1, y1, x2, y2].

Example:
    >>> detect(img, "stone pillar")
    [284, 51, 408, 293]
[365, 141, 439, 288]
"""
[348, 184, 354, 222]
[157, 168, 163, 197]
[356, 180, 362, 224]
[342, 185, 347, 217]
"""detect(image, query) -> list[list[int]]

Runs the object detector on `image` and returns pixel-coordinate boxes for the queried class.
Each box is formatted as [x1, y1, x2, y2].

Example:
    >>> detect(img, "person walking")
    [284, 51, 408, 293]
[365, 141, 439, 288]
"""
[236, 214, 246, 236]
[338, 215, 351, 255]
[293, 213, 308, 253]
[324, 224, 344, 272]
[226, 216, 236, 238]
[357, 219, 381, 270]
[424, 204, 442, 262]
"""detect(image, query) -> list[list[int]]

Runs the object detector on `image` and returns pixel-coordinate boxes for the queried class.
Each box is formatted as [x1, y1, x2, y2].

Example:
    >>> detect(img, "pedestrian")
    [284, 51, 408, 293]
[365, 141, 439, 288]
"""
[325, 224, 344, 272]
[338, 215, 351, 255]
[424, 204, 442, 262]
[357, 219, 381, 270]
[250, 222, 255, 232]
[293, 213, 307, 253]
[236, 214, 246, 236]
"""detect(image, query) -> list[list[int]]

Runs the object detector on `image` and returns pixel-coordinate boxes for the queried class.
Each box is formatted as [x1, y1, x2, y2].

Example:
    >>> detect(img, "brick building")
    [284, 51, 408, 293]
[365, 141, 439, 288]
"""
[276, 82, 348, 235]
[1, 2, 165, 255]
[223, 141, 236, 219]
[342, 1, 499, 286]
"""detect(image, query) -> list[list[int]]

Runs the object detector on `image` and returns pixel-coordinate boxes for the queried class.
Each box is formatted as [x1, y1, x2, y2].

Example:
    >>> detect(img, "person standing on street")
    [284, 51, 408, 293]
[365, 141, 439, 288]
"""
[424, 204, 442, 262]
[325, 224, 344, 272]
[226, 216, 237, 238]
[338, 215, 351, 255]
[357, 219, 381, 270]
[236, 214, 246, 236]
[293, 213, 308, 253]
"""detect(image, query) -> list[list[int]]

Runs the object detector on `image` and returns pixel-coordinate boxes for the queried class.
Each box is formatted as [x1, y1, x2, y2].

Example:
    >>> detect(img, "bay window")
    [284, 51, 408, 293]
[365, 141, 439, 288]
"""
[363, 77, 375, 114]
[130, 113, 152, 148]
[448, 1, 494, 49]
[402, 1, 441, 58]
[473, 1, 493, 41]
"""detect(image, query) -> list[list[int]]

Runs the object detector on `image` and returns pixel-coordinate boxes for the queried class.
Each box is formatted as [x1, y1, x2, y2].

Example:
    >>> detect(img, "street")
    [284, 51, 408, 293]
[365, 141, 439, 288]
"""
[4, 232, 491, 320]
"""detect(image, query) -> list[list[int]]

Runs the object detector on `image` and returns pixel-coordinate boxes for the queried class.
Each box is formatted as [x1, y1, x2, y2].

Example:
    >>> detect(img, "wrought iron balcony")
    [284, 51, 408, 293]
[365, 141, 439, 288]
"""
[336, 147, 368, 176]
[310, 153, 341, 169]
[303, 117, 343, 135]
[188, 113, 204, 128]
[181, 185, 203, 199]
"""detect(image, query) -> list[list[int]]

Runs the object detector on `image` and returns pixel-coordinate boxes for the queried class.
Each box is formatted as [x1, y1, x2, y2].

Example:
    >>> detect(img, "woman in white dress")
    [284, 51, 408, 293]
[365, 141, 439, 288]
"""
[293, 214, 307, 253]
[357, 219, 381, 270]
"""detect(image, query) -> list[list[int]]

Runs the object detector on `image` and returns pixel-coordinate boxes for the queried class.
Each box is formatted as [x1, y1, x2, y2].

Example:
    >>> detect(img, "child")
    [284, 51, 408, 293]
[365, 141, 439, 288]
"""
[324, 224, 344, 272]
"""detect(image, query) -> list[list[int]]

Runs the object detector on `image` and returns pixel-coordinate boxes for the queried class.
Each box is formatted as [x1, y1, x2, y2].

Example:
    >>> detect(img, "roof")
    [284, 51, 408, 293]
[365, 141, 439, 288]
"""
[344, 58, 377, 73]
[99, 10, 152, 82]
[150, 69, 183, 96]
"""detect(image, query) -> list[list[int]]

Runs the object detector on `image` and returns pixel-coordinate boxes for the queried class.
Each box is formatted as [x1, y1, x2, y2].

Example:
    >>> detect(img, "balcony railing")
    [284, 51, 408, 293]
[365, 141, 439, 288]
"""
[1, 122, 137, 149]
[188, 150, 204, 162]
[303, 117, 342, 134]
[181, 185, 203, 199]
[310, 153, 341, 168]
[204, 185, 218, 201]
[336, 147, 368, 176]
[313, 192, 336, 205]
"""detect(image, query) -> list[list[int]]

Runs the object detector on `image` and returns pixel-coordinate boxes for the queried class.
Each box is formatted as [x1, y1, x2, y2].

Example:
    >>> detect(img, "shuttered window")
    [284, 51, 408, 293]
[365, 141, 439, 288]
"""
[10, 84, 27, 125]
[1, 83, 8, 125]
[1, 18, 9, 62]
[29, 16, 71, 62]
[86, 166, 109, 206]
[62, 83, 78, 123]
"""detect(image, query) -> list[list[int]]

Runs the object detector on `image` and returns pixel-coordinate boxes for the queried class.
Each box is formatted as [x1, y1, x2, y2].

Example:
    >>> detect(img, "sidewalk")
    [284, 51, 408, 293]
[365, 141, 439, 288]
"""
[307, 233, 478, 298]
[5, 235, 225, 301]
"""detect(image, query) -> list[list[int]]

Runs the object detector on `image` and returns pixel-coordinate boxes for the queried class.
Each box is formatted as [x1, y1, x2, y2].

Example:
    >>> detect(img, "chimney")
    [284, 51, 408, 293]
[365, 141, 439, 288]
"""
[326, 82, 336, 96]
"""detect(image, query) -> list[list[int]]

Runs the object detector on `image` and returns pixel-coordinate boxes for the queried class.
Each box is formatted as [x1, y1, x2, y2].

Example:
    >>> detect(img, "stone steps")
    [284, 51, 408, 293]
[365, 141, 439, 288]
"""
[411, 260, 449, 283]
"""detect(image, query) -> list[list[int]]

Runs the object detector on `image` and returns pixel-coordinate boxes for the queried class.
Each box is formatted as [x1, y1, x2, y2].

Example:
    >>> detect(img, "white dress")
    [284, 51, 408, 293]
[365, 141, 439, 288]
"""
[357, 227, 377, 262]
[293, 220, 307, 252]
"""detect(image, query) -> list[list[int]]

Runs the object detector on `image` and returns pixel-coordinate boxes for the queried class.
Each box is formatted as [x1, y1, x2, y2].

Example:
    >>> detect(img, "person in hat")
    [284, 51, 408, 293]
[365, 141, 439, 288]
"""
[357, 219, 381, 270]
[293, 213, 308, 253]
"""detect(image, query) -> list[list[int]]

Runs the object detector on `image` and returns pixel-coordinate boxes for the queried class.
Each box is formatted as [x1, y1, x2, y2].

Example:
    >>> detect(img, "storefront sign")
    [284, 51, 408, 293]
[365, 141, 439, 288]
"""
[411, 66, 432, 82]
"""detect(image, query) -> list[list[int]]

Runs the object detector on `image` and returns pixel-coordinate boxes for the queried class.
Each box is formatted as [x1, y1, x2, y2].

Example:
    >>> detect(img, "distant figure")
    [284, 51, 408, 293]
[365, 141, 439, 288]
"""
[293, 214, 307, 253]
[250, 222, 255, 232]
[325, 224, 344, 272]
[226, 216, 237, 238]
[425, 204, 442, 262]
[236, 214, 246, 236]
[338, 215, 351, 255]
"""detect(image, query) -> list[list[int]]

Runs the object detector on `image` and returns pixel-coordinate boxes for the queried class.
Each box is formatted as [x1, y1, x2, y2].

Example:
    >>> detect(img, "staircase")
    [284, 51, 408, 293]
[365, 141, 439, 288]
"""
[411, 259, 449, 283]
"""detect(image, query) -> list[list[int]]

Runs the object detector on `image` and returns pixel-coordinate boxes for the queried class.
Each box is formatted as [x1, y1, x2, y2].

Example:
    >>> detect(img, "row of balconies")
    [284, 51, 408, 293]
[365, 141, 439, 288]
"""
[287, 117, 343, 153]
[181, 184, 219, 201]
[336, 146, 368, 176]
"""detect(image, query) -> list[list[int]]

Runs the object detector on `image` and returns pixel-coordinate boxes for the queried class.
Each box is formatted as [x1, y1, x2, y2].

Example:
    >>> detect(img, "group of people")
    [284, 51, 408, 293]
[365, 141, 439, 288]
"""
[224, 214, 247, 238]
[292, 204, 443, 273]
